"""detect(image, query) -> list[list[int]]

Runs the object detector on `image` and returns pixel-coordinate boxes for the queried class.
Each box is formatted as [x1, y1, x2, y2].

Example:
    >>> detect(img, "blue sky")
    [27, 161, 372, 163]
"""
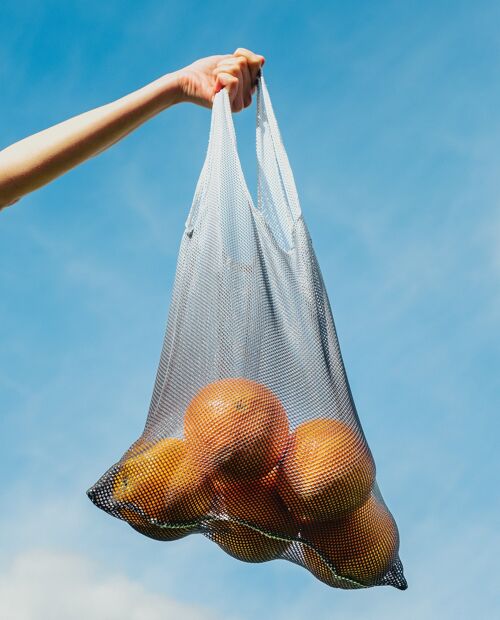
[1, 1, 499, 618]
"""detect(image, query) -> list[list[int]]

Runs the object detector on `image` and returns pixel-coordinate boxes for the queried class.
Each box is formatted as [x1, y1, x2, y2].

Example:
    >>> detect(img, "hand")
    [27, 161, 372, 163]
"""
[176, 48, 265, 112]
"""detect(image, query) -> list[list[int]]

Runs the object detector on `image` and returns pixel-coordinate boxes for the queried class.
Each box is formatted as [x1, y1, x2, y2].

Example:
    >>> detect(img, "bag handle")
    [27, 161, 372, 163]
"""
[185, 81, 250, 235]
[186, 73, 301, 250]
[256, 75, 302, 248]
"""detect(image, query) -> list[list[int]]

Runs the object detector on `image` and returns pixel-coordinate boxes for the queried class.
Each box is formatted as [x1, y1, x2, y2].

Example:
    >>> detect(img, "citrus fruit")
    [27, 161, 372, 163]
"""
[277, 418, 375, 522]
[114, 437, 212, 525]
[114, 437, 184, 521]
[184, 378, 289, 482]
[301, 494, 399, 587]
[163, 452, 214, 523]
[210, 477, 297, 563]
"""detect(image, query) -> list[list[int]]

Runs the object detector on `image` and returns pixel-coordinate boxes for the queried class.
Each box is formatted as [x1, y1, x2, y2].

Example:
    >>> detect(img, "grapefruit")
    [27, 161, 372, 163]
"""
[277, 418, 375, 522]
[210, 477, 297, 563]
[184, 378, 289, 482]
[114, 437, 212, 525]
[301, 494, 399, 587]
[163, 452, 214, 523]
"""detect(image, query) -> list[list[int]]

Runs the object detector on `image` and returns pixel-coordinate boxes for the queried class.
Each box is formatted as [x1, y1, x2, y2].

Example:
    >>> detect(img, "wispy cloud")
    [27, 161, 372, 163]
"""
[0, 549, 216, 620]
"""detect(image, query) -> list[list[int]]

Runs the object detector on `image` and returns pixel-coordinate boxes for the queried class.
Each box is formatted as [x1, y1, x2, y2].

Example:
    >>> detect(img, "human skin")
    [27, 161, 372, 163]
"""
[0, 48, 264, 210]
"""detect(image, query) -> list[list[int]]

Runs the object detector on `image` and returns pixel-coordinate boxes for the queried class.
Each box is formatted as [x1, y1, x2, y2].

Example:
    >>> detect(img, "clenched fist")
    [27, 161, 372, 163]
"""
[177, 48, 265, 112]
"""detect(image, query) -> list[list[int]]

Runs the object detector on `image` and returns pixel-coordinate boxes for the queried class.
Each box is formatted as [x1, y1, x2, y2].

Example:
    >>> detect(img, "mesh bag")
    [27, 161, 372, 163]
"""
[88, 76, 407, 591]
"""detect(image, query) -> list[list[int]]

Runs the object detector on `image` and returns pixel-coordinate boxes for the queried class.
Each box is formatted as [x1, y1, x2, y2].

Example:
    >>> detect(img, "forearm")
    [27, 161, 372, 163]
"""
[0, 71, 182, 210]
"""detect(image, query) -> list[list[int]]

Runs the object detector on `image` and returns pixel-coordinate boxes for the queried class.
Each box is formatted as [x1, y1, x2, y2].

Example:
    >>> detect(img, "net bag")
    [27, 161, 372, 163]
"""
[88, 76, 407, 591]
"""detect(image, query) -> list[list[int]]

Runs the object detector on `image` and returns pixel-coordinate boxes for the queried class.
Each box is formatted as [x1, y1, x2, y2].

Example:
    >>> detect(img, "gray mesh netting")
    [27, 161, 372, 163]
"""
[88, 76, 407, 591]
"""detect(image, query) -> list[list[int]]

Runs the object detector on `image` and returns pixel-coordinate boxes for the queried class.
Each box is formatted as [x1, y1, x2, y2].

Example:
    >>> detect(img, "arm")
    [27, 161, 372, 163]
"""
[0, 48, 264, 211]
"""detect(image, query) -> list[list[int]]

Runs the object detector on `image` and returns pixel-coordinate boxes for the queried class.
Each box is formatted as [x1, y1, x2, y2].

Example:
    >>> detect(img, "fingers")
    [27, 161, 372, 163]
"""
[234, 48, 265, 87]
[239, 61, 253, 109]
[214, 72, 239, 107]
[213, 49, 265, 113]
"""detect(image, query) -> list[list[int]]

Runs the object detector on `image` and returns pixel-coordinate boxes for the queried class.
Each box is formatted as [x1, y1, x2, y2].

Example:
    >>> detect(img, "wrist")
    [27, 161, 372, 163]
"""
[171, 68, 195, 105]
[153, 70, 186, 110]
[172, 67, 207, 106]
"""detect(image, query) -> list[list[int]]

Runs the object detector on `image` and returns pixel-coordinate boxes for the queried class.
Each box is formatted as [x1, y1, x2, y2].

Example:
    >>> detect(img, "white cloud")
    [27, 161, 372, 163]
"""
[0, 549, 215, 620]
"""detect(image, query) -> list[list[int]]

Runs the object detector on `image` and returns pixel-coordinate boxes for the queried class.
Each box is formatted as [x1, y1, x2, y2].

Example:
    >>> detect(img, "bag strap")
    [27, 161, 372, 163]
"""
[186, 73, 301, 251]
[185, 83, 251, 234]
[256, 75, 302, 249]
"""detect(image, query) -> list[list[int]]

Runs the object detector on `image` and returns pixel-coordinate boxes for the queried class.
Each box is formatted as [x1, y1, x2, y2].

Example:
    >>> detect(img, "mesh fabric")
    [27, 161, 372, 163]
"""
[88, 76, 407, 591]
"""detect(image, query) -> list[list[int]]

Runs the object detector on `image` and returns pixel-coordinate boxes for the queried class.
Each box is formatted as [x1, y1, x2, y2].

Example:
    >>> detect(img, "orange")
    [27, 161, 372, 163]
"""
[184, 378, 289, 482]
[301, 494, 399, 587]
[163, 452, 214, 523]
[114, 437, 184, 521]
[277, 418, 375, 522]
[260, 464, 279, 493]
[210, 477, 298, 563]
[114, 437, 212, 525]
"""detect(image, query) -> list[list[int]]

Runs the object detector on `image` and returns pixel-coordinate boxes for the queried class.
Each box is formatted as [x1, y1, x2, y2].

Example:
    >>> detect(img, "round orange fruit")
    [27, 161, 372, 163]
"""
[184, 378, 289, 482]
[210, 478, 297, 563]
[114, 437, 212, 525]
[277, 418, 375, 522]
[163, 452, 214, 523]
[114, 437, 184, 521]
[301, 494, 399, 587]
